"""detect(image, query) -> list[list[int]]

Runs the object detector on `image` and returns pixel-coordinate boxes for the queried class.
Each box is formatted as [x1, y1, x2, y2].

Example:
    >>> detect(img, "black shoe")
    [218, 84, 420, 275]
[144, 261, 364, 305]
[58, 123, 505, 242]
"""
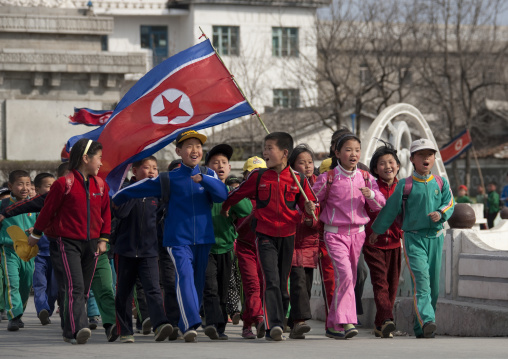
[7, 318, 20, 331]
[204, 325, 219, 340]
[18, 318, 24, 328]
[154, 323, 172, 342]
[105, 324, 119, 342]
[423, 322, 437, 338]
[39, 309, 51, 325]
[88, 316, 99, 330]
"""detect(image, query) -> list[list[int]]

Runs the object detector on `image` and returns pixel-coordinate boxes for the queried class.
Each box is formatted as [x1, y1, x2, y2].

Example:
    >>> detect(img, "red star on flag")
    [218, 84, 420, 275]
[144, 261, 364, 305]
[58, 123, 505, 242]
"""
[155, 95, 190, 121]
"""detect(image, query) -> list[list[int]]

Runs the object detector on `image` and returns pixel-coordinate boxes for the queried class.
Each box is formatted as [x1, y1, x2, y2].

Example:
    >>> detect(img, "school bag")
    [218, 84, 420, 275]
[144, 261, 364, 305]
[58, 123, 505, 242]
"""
[401, 175, 443, 221]
[64, 171, 105, 196]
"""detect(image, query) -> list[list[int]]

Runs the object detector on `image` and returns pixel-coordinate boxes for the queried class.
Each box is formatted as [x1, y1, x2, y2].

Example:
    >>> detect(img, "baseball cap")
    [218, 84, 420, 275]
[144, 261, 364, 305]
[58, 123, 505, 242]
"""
[167, 159, 182, 171]
[175, 130, 207, 145]
[410, 138, 437, 154]
[458, 185, 468, 191]
[225, 175, 242, 186]
[205, 144, 233, 165]
[243, 156, 267, 172]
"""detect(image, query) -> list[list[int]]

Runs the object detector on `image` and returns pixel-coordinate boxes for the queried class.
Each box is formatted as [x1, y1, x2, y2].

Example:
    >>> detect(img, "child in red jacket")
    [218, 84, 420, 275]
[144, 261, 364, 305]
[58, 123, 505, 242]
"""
[364, 141, 403, 338]
[287, 144, 320, 339]
[29, 138, 111, 345]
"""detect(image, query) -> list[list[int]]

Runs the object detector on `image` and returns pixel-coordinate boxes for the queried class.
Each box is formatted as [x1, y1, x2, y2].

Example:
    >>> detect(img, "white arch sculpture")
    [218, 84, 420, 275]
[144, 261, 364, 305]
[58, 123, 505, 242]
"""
[360, 103, 448, 181]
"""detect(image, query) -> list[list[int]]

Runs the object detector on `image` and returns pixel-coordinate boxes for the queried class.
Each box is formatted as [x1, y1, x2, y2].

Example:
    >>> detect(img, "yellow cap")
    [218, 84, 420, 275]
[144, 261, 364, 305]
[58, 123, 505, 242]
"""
[319, 157, 332, 174]
[7, 226, 38, 262]
[243, 156, 266, 172]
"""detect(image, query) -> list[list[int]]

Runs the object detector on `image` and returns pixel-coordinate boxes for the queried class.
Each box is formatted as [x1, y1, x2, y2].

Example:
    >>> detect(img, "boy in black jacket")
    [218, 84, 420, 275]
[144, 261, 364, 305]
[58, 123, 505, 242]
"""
[113, 156, 172, 343]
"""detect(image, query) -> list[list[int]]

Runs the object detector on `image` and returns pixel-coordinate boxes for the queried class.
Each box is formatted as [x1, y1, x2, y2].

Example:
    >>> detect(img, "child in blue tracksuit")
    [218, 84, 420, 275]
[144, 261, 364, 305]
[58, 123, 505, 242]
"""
[112, 130, 228, 343]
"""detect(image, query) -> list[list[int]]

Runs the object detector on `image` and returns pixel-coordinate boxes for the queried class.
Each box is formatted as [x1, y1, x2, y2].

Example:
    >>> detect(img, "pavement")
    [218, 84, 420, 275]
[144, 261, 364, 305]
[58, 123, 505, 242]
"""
[0, 300, 506, 359]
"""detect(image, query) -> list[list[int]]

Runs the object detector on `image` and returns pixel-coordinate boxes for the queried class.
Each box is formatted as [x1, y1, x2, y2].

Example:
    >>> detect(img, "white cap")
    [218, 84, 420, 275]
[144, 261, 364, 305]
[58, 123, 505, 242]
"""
[410, 138, 437, 154]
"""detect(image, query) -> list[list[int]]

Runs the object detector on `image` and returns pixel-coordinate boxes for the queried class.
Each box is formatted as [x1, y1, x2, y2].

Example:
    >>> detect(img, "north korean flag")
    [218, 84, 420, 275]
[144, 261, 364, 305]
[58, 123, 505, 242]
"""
[69, 108, 113, 126]
[440, 129, 472, 165]
[67, 39, 254, 194]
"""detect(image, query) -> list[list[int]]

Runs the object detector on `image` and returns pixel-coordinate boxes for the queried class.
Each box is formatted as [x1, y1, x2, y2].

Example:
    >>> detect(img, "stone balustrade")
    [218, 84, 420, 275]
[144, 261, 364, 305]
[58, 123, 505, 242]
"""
[0, 14, 113, 35]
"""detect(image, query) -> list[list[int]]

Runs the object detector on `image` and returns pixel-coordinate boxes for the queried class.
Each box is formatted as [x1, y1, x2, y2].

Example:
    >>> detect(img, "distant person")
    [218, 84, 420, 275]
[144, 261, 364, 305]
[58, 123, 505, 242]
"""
[475, 185, 488, 229]
[487, 181, 500, 229]
[455, 185, 472, 204]
[500, 173, 508, 207]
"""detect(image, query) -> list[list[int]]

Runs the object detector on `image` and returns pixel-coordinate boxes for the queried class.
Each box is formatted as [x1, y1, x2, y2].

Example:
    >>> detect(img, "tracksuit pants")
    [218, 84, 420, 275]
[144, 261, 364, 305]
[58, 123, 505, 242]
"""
[203, 251, 232, 334]
[288, 266, 313, 326]
[256, 233, 294, 332]
[236, 240, 264, 329]
[403, 232, 443, 337]
[134, 276, 150, 330]
[1, 245, 34, 319]
[49, 239, 66, 329]
[363, 245, 401, 328]
[115, 255, 169, 336]
[90, 252, 116, 327]
[318, 239, 335, 328]
[33, 255, 58, 317]
[55, 237, 99, 340]
[324, 231, 365, 331]
[168, 244, 212, 333]
[87, 290, 100, 317]
[158, 239, 180, 327]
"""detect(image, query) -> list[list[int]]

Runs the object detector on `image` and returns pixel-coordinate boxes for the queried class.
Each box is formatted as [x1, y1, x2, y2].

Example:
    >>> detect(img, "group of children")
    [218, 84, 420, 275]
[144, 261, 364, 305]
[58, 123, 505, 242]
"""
[0, 127, 455, 344]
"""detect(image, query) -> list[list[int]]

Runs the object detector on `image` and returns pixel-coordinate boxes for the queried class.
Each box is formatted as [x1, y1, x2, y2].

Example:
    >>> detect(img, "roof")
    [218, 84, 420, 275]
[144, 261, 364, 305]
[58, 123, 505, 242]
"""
[169, 0, 331, 8]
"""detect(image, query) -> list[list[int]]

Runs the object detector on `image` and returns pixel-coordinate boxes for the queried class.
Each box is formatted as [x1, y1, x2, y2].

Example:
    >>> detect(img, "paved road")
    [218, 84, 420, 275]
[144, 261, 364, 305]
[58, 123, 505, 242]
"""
[0, 300, 506, 358]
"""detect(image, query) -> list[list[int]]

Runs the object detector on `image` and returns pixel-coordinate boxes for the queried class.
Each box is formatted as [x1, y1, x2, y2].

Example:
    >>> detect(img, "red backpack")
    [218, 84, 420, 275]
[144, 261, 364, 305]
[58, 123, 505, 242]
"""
[64, 172, 105, 196]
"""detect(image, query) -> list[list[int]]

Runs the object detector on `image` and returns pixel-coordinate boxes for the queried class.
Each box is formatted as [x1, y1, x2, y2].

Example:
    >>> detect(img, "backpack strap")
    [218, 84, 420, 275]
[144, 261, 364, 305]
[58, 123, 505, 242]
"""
[159, 171, 170, 205]
[434, 175, 444, 191]
[64, 172, 75, 195]
[320, 169, 335, 211]
[401, 176, 413, 222]
[358, 169, 370, 187]
[255, 168, 268, 208]
[92, 176, 105, 196]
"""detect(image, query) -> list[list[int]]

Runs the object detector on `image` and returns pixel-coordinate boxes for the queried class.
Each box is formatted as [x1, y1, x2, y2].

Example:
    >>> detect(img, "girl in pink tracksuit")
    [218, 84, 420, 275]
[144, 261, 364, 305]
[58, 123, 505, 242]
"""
[313, 133, 385, 339]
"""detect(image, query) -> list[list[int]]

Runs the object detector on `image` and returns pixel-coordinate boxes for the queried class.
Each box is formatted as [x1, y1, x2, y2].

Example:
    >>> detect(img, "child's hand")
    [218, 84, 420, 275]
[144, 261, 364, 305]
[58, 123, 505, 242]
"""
[221, 209, 230, 217]
[428, 211, 441, 222]
[97, 241, 107, 255]
[191, 174, 203, 183]
[369, 232, 379, 245]
[304, 201, 316, 216]
[360, 187, 372, 198]
[27, 234, 39, 247]
[0, 214, 4, 223]
[26, 227, 33, 235]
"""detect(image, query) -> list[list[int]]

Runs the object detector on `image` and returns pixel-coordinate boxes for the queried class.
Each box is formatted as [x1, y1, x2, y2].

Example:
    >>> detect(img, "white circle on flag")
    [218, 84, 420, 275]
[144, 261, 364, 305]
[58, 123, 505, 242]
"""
[454, 138, 463, 151]
[151, 89, 194, 125]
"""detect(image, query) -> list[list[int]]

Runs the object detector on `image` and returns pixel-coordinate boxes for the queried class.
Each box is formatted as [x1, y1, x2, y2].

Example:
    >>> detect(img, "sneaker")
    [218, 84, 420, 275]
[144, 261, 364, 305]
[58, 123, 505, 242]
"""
[39, 309, 51, 326]
[325, 329, 346, 339]
[88, 316, 99, 330]
[423, 321, 437, 338]
[120, 335, 135, 343]
[345, 327, 358, 339]
[289, 321, 311, 339]
[374, 327, 394, 338]
[256, 321, 266, 339]
[142, 317, 152, 335]
[75, 328, 92, 344]
[168, 327, 180, 341]
[218, 332, 228, 340]
[266, 326, 283, 341]
[63, 336, 77, 344]
[154, 323, 173, 342]
[183, 329, 198, 343]
[232, 312, 241, 325]
[18, 318, 24, 328]
[105, 324, 119, 342]
[242, 328, 256, 339]
[204, 325, 219, 340]
[7, 318, 20, 331]
[381, 320, 396, 338]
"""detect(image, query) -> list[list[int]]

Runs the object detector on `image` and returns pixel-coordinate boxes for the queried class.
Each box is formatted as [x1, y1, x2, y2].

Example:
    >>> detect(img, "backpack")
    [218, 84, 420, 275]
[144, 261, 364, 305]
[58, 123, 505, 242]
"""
[401, 175, 443, 221]
[158, 165, 209, 208]
[64, 171, 105, 196]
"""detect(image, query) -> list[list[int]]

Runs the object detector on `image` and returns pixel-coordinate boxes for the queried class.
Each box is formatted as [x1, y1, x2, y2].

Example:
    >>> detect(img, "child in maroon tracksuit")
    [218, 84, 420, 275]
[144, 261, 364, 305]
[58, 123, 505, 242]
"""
[364, 142, 403, 338]
[287, 144, 320, 339]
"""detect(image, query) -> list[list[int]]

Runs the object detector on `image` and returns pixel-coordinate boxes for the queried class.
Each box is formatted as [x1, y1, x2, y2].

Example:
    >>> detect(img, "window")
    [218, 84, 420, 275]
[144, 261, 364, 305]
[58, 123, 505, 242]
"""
[140, 25, 168, 67]
[212, 26, 240, 56]
[101, 35, 108, 51]
[272, 27, 298, 57]
[273, 89, 300, 108]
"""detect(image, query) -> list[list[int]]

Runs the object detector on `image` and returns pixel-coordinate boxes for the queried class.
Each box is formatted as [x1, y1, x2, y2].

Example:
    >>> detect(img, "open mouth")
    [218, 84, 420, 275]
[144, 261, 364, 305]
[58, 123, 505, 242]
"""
[217, 170, 225, 176]
[423, 161, 430, 167]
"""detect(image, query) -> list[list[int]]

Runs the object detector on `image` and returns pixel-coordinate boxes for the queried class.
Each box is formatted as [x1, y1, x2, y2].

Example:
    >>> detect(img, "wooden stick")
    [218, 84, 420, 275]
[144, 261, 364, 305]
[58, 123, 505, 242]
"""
[471, 145, 485, 191]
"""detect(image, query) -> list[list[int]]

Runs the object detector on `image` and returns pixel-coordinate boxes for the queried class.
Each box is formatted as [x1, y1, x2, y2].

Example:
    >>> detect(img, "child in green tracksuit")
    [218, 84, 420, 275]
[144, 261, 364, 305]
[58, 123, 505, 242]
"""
[202, 144, 252, 340]
[0, 170, 37, 331]
[369, 139, 454, 339]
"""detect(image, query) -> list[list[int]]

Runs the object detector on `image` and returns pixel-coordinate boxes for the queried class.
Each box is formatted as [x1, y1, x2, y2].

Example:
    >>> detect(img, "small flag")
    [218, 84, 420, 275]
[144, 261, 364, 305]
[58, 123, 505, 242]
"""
[440, 129, 472, 165]
[66, 39, 254, 194]
[69, 108, 113, 126]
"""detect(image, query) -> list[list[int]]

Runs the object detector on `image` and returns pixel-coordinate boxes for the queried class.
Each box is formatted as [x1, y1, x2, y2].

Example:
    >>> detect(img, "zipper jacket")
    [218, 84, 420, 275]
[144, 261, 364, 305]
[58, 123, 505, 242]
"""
[313, 164, 385, 235]
[222, 166, 318, 238]
[112, 164, 228, 247]
[365, 178, 402, 250]
[33, 170, 111, 241]
[0, 196, 37, 247]
[371, 172, 454, 238]
[292, 174, 320, 268]
[113, 177, 159, 258]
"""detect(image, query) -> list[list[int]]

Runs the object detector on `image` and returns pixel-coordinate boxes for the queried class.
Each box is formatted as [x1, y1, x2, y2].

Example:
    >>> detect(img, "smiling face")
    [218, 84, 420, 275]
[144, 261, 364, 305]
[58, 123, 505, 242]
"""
[293, 151, 314, 179]
[335, 138, 361, 171]
[410, 149, 435, 176]
[207, 154, 231, 183]
[133, 159, 158, 181]
[375, 154, 400, 185]
[175, 138, 203, 167]
[8, 176, 31, 201]
[263, 139, 288, 172]
[80, 150, 103, 177]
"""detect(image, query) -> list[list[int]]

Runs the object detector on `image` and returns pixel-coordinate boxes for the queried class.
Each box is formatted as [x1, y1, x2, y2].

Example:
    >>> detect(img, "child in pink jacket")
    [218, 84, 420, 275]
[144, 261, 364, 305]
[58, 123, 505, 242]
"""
[313, 132, 385, 339]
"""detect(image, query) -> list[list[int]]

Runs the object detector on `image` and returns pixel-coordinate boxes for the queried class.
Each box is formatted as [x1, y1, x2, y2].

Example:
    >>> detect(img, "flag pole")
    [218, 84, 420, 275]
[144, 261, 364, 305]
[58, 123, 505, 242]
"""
[471, 145, 485, 192]
[198, 27, 317, 220]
